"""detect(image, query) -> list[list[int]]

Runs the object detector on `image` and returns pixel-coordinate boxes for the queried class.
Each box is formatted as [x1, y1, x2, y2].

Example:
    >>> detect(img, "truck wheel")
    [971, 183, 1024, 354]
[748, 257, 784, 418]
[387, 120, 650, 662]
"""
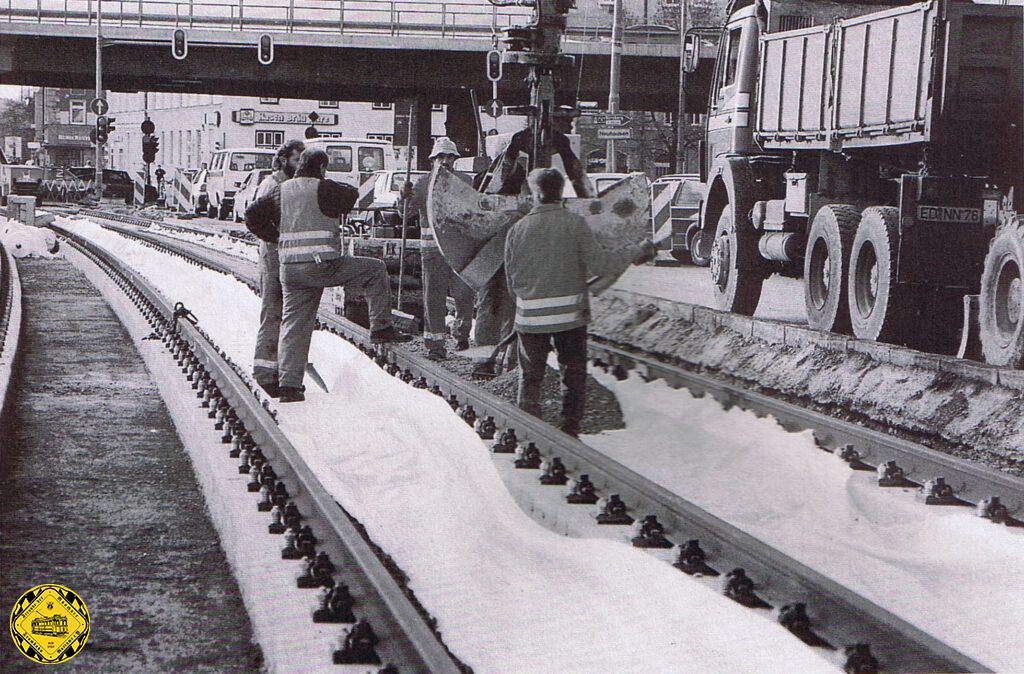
[208, 203, 217, 219]
[979, 214, 1024, 367]
[709, 209, 763, 315]
[688, 228, 710, 267]
[219, 202, 231, 220]
[848, 206, 908, 342]
[804, 204, 859, 333]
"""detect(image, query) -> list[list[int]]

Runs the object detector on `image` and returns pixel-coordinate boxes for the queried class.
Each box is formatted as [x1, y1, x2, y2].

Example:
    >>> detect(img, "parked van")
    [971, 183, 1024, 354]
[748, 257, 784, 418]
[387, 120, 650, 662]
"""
[206, 147, 275, 219]
[303, 137, 396, 188]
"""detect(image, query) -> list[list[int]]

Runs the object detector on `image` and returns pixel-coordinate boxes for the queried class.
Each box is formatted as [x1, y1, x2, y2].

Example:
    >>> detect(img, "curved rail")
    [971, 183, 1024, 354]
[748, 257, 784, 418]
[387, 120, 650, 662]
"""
[0, 240, 24, 430]
[52, 221, 463, 674]
[81, 215, 992, 673]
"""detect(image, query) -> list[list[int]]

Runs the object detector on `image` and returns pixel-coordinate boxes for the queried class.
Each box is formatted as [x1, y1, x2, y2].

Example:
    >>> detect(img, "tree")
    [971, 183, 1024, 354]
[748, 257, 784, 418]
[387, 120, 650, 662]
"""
[0, 95, 35, 161]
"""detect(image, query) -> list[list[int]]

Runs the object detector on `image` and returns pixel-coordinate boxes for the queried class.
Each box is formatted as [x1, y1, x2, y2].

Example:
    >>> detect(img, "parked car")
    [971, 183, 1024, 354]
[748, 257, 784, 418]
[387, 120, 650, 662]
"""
[68, 167, 134, 203]
[652, 173, 705, 265]
[232, 168, 273, 222]
[206, 147, 275, 220]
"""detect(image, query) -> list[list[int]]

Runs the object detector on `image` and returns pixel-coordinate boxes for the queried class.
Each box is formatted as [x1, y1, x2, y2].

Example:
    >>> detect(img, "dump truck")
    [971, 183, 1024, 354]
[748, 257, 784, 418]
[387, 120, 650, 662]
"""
[695, 0, 1023, 364]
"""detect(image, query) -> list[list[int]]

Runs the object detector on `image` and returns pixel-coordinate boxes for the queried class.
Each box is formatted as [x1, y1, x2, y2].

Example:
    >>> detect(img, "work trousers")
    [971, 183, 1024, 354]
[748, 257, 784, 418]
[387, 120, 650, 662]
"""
[474, 266, 515, 346]
[422, 247, 474, 353]
[278, 256, 393, 388]
[253, 241, 282, 386]
[517, 326, 588, 436]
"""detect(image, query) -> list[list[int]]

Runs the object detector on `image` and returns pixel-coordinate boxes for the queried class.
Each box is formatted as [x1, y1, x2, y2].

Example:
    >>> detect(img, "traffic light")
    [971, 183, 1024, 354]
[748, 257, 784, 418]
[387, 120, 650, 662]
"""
[258, 34, 274, 65]
[172, 29, 188, 60]
[502, 26, 539, 52]
[95, 115, 113, 144]
[486, 49, 503, 82]
[142, 134, 160, 164]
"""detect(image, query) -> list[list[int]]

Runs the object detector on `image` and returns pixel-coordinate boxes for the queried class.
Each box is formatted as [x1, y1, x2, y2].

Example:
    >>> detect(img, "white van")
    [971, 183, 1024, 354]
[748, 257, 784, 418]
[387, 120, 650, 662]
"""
[303, 137, 396, 189]
[206, 147, 275, 220]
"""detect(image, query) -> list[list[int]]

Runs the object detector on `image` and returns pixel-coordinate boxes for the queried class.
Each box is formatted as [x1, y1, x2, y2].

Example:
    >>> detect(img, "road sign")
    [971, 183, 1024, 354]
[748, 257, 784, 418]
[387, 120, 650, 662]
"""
[597, 127, 631, 140]
[90, 97, 108, 116]
[595, 113, 631, 126]
[484, 98, 504, 119]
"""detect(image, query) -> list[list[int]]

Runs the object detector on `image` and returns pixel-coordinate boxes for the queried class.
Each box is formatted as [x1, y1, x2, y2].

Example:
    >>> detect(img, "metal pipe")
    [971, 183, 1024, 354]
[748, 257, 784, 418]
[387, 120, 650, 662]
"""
[606, 0, 623, 172]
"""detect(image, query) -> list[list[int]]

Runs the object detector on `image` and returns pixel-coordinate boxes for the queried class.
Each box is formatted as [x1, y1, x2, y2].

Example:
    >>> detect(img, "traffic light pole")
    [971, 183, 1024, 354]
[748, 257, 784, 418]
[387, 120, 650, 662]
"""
[93, 0, 103, 200]
[606, 0, 623, 173]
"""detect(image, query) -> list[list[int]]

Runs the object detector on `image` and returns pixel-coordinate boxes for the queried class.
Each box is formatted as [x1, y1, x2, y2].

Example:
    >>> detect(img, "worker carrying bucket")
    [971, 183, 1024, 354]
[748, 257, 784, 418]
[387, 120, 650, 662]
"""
[406, 137, 476, 361]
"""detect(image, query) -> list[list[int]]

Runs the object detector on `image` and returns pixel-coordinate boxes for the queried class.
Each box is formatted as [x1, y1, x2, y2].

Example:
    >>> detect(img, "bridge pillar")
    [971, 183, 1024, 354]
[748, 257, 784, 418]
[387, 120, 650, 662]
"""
[414, 95, 432, 171]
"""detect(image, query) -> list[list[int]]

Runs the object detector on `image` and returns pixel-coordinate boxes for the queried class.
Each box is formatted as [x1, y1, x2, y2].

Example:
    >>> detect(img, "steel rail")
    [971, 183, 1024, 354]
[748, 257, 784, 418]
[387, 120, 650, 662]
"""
[589, 339, 1024, 518]
[79, 214, 993, 673]
[0, 239, 24, 429]
[52, 221, 463, 674]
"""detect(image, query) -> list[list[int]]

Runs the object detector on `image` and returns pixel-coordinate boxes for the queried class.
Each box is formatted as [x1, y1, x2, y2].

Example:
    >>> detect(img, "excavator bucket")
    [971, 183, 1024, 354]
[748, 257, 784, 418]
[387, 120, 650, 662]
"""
[427, 166, 651, 293]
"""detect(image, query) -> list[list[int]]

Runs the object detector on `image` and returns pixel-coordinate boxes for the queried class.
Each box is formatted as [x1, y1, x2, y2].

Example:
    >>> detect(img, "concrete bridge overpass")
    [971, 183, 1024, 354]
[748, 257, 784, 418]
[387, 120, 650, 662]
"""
[0, 0, 712, 112]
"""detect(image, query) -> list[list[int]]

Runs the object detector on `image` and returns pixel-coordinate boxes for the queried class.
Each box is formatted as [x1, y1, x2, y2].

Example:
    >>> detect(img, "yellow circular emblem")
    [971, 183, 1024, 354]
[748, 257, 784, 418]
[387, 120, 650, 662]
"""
[9, 584, 90, 665]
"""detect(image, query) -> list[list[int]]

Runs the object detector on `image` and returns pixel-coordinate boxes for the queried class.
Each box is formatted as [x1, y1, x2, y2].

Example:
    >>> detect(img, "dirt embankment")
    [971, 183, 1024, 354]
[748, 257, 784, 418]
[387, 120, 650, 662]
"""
[590, 289, 1024, 477]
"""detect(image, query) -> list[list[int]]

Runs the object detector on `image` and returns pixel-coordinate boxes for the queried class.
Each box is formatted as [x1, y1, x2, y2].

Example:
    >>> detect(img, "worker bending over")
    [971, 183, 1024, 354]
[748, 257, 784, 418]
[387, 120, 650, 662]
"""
[504, 168, 655, 436]
[409, 138, 475, 360]
[246, 148, 411, 403]
[251, 139, 304, 397]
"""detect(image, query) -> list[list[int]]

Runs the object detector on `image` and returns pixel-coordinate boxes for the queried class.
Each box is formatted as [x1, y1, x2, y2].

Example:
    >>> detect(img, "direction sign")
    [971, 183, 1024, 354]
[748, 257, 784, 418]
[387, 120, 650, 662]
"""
[597, 127, 631, 140]
[90, 97, 108, 116]
[596, 113, 631, 127]
[484, 98, 504, 119]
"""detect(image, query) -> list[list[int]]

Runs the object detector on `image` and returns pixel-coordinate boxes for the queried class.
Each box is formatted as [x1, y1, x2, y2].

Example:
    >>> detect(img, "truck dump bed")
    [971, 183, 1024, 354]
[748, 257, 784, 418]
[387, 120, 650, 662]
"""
[755, 0, 1022, 179]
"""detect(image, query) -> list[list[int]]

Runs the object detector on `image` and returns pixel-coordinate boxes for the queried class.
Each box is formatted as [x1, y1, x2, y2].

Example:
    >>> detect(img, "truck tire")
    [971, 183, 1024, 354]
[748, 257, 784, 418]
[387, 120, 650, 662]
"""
[688, 228, 710, 267]
[207, 202, 217, 220]
[803, 204, 859, 333]
[709, 209, 763, 315]
[979, 214, 1024, 367]
[218, 201, 231, 220]
[848, 206, 909, 343]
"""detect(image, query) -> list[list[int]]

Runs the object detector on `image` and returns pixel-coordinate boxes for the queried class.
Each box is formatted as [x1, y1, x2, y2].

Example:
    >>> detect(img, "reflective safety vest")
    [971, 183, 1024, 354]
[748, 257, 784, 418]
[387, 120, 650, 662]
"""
[278, 178, 344, 264]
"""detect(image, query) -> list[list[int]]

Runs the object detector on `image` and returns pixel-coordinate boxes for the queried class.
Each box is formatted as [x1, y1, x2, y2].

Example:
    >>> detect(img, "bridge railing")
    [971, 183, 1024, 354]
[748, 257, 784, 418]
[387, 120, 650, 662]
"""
[2, 0, 675, 42]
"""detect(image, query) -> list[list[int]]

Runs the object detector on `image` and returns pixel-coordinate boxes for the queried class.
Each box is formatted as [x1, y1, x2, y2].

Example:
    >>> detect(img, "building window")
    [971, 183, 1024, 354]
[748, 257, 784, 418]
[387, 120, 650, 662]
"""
[431, 104, 444, 112]
[69, 100, 87, 124]
[366, 133, 393, 142]
[371, 102, 393, 110]
[319, 100, 339, 108]
[259, 97, 280, 105]
[255, 130, 285, 148]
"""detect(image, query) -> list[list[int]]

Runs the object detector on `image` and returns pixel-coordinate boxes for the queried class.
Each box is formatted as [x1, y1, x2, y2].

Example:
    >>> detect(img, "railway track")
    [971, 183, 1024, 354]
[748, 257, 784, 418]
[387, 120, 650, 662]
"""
[52, 222, 462, 674]
[0, 239, 22, 419]
[60, 210, 1013, 672]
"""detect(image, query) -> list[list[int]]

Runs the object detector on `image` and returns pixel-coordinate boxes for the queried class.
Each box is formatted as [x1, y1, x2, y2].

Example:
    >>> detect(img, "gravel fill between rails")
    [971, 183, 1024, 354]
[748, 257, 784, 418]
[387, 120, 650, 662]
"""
[0, 257, 262, 673]
[401, 337, 624, 435]
[590, 289, 1024, 478]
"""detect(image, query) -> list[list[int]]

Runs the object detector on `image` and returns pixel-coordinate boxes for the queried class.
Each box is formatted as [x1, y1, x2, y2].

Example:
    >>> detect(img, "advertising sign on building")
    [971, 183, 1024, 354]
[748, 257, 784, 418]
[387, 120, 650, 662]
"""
[44, 125, 94, 147]
[233, 109, 339, 126]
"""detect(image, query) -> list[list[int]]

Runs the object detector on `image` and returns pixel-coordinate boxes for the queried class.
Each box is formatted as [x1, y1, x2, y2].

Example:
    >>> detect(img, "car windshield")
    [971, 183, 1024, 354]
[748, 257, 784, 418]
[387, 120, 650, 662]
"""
[358, 147, 385, 173]
[389, 171, 427, 191]
[672, 180, 702, 204]
[230, 153, 273, 172]
[325, 146, 353, 172]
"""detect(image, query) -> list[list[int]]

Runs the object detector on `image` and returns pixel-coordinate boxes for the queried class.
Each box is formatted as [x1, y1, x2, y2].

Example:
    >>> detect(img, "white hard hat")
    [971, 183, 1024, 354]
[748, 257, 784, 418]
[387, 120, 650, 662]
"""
[428, 137, 461, 159]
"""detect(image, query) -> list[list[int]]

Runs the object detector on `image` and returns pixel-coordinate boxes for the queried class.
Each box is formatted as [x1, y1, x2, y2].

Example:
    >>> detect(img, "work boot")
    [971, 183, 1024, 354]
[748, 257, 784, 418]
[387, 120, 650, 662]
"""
[456, 338, 470, 351]
[370, 325, 413, 344]
[278, 386, 305, 403]
[257, 380, 281, 398]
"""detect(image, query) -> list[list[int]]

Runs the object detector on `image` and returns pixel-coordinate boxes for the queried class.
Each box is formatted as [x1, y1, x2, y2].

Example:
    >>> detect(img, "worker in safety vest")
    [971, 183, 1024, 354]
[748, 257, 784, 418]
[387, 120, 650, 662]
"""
[504, 168, 655, 436]
[408, 137, 475, 360]
[246, 148, 411, 403]
[251, 139, 304, 396]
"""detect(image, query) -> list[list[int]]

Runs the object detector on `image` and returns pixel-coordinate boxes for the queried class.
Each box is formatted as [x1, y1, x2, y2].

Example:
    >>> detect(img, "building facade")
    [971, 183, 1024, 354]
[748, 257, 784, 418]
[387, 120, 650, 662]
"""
[32, 87, 103, 167]
[106, 94, 524, 174]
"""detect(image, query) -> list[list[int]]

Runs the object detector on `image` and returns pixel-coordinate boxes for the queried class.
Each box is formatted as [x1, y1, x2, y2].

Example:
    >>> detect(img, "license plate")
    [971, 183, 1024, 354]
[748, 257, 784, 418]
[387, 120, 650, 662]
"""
[917, 205, 981, 223]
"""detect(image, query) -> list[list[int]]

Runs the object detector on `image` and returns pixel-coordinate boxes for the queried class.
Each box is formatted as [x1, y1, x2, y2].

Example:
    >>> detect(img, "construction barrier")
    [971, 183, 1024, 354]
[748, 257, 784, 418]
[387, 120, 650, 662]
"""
[169, 168, 197, 213]
[132, 169, 147, 206]
[649, 179, 679, 249]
